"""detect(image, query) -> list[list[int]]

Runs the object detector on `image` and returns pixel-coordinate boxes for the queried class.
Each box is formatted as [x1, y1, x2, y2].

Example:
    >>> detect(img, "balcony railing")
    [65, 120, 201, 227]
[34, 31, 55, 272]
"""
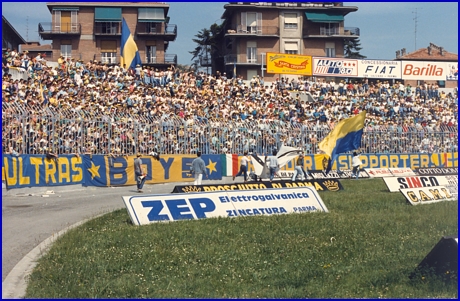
[90, 54, 177, 65]
[344, 27, 360, 36]
[144, 54, 177, 65]
[228, 2, 344, 8]
[304, 26, 360, 37]
[137, 23, 177, 39]
[226, 25, 279, 36]
[224, 54, 262, 65]
[94, 22, 122, 35]
[38, 22, 81, 36]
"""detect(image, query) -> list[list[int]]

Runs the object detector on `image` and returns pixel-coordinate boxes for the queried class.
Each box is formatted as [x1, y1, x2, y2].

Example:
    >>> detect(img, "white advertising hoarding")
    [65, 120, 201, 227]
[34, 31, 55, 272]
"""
[313, 58, 359, 77]
[400, 185, 456, 206]
[122, 187, 329, 226]
[383, 175, 452, 192]
[358, 60, 401, 78]
[401, 61, 450, 81]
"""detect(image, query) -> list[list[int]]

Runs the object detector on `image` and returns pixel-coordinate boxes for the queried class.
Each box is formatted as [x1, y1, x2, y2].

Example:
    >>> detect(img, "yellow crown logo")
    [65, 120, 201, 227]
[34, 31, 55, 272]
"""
[324, 180, 340, 191]
[182, 186, 202, 193]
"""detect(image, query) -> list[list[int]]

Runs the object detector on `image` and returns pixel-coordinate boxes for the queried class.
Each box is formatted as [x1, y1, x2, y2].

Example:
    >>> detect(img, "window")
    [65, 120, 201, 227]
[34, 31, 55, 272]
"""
[240, 12, 262, 34]
[97, 22, 119, 34]
[320, 24, 339, 35]
[146, 22, 160, 34]
[325, 42, 335, 57]
[146, 45, 157, 63]
[284, 41, 298, 54]
[247, 41, 257, 63]
[284, 13, 298, 29]
[54, 10, 78, 32]
[60, 40, 72, 59]
[101, 40, 117, 64]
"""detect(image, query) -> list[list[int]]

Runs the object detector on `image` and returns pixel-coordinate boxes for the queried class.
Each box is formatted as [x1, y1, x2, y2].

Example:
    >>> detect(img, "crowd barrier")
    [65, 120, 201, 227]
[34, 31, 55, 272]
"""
[3, 102, 458, 157]
[2, 152, 457, 189]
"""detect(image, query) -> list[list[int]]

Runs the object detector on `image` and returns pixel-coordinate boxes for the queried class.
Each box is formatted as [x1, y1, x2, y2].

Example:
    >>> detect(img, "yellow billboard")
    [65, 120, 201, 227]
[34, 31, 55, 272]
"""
[266, 52, 312, 76]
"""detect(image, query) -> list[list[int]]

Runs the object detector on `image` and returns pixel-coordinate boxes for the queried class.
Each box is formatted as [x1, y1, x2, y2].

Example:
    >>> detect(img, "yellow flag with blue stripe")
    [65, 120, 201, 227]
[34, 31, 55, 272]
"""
[319, 110, 366, 173]
[120, 18, 141, 69]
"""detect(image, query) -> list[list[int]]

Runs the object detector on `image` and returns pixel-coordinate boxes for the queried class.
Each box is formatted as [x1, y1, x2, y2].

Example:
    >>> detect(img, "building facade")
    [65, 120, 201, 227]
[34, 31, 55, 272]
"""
[220, 2, 359, 80]
[38, 2, 177, 67]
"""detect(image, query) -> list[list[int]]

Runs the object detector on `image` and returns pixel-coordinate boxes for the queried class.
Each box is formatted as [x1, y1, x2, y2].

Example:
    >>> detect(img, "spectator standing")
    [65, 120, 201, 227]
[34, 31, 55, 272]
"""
[291, 152, 309, 181]
[233, 150, 251, 182]
[190, 151, 207, 185]
[351, 151, 363, 180]
[265, 149, 279, 182]
[134, 153, 147, 192]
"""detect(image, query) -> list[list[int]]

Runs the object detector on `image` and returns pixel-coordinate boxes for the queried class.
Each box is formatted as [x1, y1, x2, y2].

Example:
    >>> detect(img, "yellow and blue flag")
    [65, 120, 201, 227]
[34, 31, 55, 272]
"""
[120, 18, 141, 69]
[319, 110, 366, 173]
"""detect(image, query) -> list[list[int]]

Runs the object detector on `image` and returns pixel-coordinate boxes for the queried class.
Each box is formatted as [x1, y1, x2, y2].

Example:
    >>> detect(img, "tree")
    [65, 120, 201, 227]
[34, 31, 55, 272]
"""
[344, 38, 366, 59]
[189, 22, 224, 74]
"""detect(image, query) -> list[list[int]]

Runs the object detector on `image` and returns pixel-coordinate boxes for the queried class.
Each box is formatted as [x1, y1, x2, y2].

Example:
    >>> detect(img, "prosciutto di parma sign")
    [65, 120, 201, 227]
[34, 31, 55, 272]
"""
[122, 187, 328, 226]
[172, 179, 343, 193]
[400, 186, 456, 206]
[266, 53, 312, 76]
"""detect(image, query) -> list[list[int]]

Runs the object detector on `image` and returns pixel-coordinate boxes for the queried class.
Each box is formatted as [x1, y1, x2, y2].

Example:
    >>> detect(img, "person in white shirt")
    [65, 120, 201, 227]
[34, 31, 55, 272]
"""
[265, 149, 279, 182]
[233, 150, 251, 182]
[351, 151, 363, 180]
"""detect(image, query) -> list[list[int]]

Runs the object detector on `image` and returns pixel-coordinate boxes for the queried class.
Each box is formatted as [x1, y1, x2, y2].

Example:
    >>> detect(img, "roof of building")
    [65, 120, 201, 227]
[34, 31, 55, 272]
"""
[46, 2, 170, 13]
[397, 43, 458, 61]
[21, 43, 53, 52]
[2, 15, 26, 44]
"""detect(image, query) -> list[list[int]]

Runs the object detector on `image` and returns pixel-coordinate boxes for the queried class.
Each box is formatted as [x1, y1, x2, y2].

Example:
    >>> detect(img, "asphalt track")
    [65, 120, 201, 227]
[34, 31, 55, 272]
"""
[2, 177, 235, 298]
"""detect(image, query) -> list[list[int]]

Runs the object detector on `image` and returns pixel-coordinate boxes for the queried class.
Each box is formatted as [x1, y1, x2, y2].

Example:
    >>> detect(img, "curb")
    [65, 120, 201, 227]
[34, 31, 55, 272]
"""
[2, 212, 108, 299]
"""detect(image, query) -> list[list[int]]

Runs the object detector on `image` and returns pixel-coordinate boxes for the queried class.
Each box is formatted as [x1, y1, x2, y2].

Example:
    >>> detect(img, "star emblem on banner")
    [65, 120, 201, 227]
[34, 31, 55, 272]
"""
[87, 161, 101, 179]
[206, 159, 217, 175]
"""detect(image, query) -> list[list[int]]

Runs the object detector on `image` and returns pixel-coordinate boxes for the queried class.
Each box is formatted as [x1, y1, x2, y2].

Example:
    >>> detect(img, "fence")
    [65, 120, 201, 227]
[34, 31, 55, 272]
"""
[2, 102, 458, 156]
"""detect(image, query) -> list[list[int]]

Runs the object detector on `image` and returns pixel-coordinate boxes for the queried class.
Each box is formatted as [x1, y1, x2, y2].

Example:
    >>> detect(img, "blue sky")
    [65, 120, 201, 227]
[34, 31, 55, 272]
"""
[2, 2, 458, 65]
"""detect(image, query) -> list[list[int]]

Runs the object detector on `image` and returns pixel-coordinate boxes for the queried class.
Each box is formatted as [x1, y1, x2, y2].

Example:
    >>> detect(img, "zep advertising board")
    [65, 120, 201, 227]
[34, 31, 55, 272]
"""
[122, 187, 329, 226]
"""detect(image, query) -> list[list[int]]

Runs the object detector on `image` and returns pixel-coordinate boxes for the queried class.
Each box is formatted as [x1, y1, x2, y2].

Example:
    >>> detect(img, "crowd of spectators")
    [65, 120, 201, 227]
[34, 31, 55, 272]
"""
[2, 48, 458, 157]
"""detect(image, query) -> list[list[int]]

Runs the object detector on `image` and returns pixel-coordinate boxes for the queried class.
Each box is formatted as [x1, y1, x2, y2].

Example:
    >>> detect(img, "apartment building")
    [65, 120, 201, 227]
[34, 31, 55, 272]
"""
[221, 2, 359, 80]
[38, 2, 177, 67]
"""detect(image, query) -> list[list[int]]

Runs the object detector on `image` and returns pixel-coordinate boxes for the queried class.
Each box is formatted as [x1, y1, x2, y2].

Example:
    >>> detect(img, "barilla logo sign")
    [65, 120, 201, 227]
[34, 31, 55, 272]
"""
[402, 61, 448, 80]
[122, 187, 328, 226]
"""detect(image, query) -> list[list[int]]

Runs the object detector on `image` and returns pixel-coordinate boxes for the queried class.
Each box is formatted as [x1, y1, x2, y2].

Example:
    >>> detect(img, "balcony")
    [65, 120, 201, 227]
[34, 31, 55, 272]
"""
[38, 22, 81, 39]
[303, 26, 360, 38]
[225, 25, 279, 37]
[144, 54, 177, 65]
[224, 54, 262, 65]
[137, 23, 177, 41]
[94, 22, 122, 36]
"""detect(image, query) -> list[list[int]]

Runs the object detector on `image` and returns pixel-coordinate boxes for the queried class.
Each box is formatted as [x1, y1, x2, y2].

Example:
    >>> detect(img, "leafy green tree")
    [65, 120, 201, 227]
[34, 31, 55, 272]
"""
[344, 38, 366, 59]
[189, 22, 224, 74]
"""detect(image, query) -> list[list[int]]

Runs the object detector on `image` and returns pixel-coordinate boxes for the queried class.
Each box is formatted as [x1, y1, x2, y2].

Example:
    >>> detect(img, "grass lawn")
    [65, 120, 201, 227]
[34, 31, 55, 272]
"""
[25, 178, 457, 298]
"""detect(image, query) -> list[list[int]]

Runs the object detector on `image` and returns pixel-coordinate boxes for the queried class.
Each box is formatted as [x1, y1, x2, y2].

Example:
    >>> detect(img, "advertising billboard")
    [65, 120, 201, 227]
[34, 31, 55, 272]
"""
[266, 52, 312, 76]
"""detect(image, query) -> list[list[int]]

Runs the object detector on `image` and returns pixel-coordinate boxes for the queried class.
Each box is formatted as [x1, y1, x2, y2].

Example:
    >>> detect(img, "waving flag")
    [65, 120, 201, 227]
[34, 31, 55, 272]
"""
[319, 110, 366, 174]
[120, 18, 141, 69]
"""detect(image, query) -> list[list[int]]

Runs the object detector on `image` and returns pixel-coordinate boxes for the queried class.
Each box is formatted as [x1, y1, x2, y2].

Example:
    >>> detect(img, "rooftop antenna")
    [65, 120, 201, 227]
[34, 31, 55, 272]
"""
[412, 7, 422, 51]
[26, 16, 29, 42]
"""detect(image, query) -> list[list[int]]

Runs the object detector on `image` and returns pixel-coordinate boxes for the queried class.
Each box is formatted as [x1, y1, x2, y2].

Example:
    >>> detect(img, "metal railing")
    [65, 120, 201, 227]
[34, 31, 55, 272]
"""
[225, 25, 279, 36]
[3, 102, 458, 156]
[137, 23, 177, 36]
[38, 22, 81, 34]
[94, 22, 122, 35]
